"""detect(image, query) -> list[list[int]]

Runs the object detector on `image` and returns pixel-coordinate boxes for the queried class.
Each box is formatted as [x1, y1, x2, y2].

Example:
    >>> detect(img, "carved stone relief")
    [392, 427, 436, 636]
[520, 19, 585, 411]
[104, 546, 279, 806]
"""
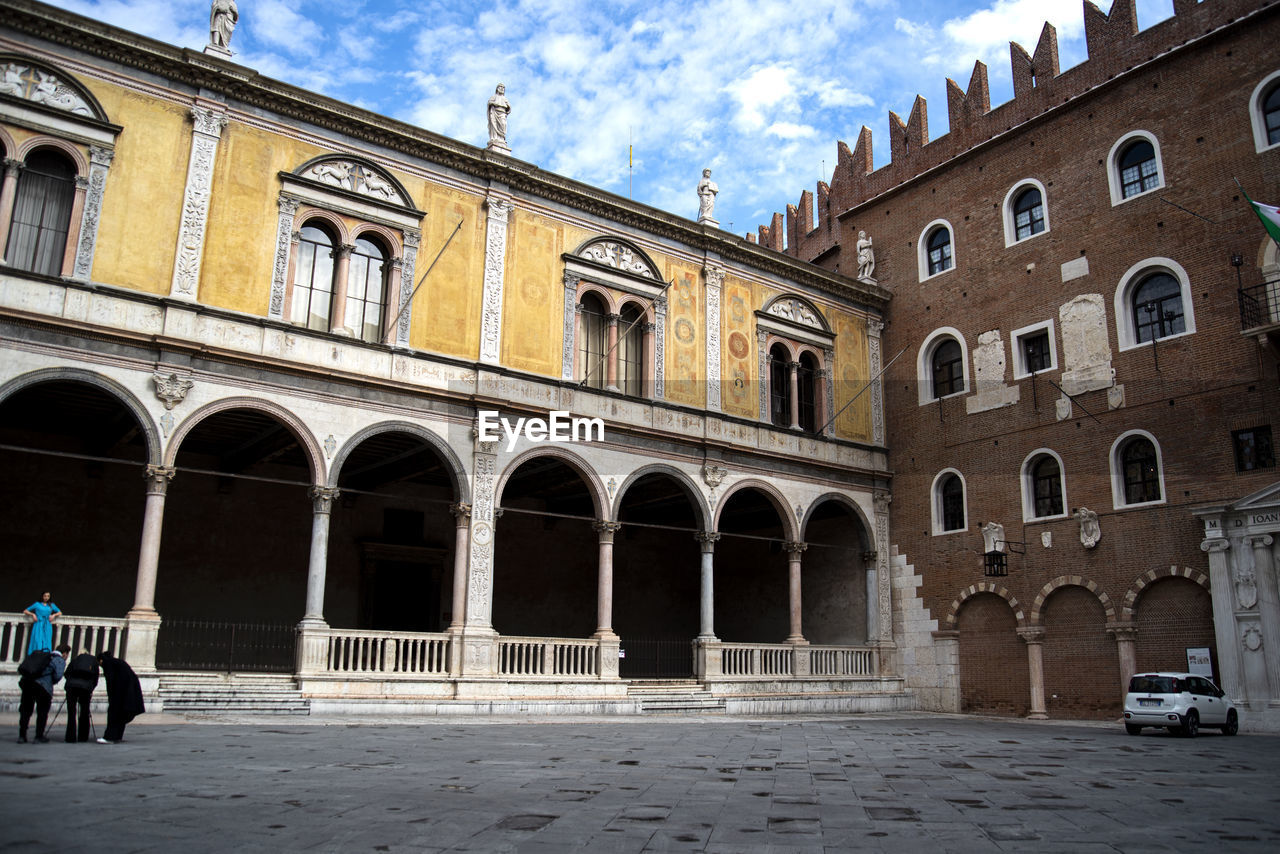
[578, 240, 654, 277]
[152, 372, 193, 410]
[1073, 506, 1101, 549]
[705, 266, 723, 411]
[170, 106, 228, 301]
[0, 63, 94, 115]
[395, 230, 420, 347]
[561, 273, 579, 380]
[269, 197, 300, 317]
[966, 329, 1019, 414]
[299, 160, 406, 205]
[1059, 294, 1114, 396]
[467, 452, 497, 627]
[868, 320, 884, 446]
[766, 297, 822, 329]
[73, 146, 113, 281]
[479, 195, 511, 364]
[1234, 559, 1258, 610]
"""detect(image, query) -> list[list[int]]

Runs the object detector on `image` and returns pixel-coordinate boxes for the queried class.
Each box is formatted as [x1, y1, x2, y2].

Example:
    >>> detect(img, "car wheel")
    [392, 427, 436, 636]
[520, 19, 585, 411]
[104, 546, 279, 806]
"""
[1181, 709, 1199, 738]
[1125, 723, 1142, 736]
[1221, 709, 1238, 736]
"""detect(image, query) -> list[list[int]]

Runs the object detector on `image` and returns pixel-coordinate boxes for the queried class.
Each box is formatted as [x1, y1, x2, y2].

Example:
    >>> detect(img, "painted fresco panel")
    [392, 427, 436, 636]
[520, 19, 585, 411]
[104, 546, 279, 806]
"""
[417, 188, 484, 360]
[833, 311, 871, 441]
[501, 211, 561, 376]
[721, 276, 756, 419]
[665, 265, 702, 407]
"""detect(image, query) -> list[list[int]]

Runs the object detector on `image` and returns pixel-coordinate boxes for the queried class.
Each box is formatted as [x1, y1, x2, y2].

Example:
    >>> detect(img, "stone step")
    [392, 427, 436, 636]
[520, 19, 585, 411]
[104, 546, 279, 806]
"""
[159, 674, 310, 716]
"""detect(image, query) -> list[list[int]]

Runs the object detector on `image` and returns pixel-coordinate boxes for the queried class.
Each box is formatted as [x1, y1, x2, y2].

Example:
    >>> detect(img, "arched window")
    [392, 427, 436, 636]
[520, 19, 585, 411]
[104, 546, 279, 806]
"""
[797, 351, 819, 433]
[1032, 456, 1063, 518]
[1252, 73, 1280, 152]
[346, 235, 388, 343]
[290, 223, 337, 332]
[1131, 272, 1185, 343]
[769, 343, 791, 427]
[1267, 82, 1280, 147]
[617, 302, 644, 397]
[933, 470, 967, 534]
[1119, 435, 1162, 505]
[1013, 187, 1045, 241]
[927, 227, 952, 275]
[5, 149, 76, 276]
[578, 292, 608, 390]
[931, 338, 963, 399]
[1118, 140, 1159, 198]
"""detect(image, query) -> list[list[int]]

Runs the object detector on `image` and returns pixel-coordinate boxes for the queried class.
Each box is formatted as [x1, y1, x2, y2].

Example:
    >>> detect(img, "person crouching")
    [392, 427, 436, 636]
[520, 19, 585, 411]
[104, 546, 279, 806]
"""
[63, 649, 100, 743]
[96, 651, 144, 744]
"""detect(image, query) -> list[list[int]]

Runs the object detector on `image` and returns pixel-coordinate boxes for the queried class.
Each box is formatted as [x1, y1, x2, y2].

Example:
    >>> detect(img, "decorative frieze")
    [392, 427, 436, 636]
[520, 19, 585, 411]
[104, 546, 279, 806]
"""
[395, 230, 420, 347]
[72, 146, 113, 281]
[269, 196, 300, 317]
[704, 265, 723, 411]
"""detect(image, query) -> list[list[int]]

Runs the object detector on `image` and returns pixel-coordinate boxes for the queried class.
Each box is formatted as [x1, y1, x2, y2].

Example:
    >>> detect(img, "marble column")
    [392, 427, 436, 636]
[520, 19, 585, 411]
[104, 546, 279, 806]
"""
[301, 487, 339, 626]
[605, 314, 620, 392]
[1109, 623, 1138, 697]
[124, 465, 175, 673]
[1202, 537, 1242, 700]
[1018, 627, 1048, 719]
[696, 531, 720, 640]
[447, 503, 472, 632]
[1250, 534, 1280, 697]
[784, 541, 807, 644]
[329, 244, 354, 333]
[59, 175, 88, 277]
[865, 557, 878, 642]
[593, 520, 622, 639]
[787, 363, 800, 430]
[0, 158, 21, 261]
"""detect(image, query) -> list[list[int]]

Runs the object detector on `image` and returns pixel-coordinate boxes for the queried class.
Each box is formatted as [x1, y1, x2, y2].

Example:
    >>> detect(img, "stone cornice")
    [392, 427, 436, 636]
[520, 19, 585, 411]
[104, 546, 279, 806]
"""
[2, 0, 888, 312]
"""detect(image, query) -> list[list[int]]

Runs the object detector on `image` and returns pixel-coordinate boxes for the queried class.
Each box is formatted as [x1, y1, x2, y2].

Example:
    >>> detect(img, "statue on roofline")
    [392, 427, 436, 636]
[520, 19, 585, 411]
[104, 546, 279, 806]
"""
[210, 0, 238, 50]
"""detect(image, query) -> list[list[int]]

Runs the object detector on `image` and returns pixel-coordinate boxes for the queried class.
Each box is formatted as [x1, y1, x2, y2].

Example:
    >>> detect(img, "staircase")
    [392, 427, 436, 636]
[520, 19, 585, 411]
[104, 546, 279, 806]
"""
[627, 680, 725, 714]
[159, 672, 310, 716]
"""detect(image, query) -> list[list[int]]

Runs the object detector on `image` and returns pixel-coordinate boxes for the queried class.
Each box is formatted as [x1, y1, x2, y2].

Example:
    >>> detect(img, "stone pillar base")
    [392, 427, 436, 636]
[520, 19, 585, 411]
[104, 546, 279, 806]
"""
[295, 621, 330, 676]
[597, 635, 621, 679]
[694, 639, 721, 680]
[123, 613, 161, 673]
[460, 630, 499, 677]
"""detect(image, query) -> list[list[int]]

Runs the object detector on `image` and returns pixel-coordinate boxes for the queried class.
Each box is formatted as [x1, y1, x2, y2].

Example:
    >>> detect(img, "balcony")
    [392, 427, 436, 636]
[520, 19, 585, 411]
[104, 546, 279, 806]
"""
[1239, 277, 1280, 346]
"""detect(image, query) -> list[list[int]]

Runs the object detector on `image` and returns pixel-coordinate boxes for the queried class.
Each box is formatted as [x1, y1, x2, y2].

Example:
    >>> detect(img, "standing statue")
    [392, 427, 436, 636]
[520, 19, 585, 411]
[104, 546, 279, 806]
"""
[209, 0, 238, 50]
[487, 84, 511, 150]
[856, 230, 876, 280]
[1073, 506, 1101, 549]
[697, 168, 718, 223]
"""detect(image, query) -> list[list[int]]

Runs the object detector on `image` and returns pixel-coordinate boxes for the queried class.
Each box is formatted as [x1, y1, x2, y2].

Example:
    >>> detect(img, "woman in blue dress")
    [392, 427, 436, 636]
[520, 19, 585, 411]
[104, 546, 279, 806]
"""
[23, 591, 60, 653]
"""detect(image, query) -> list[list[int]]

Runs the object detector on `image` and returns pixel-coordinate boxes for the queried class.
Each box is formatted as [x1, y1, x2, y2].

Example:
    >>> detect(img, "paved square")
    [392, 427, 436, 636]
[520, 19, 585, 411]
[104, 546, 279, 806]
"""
[2, 713, 1278, 852]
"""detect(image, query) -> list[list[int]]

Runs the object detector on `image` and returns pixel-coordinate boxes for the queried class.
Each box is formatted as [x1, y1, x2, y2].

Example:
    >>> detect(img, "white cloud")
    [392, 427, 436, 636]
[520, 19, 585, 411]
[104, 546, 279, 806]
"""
[767, 122, 818, 140]
[251, 0, 327, 54]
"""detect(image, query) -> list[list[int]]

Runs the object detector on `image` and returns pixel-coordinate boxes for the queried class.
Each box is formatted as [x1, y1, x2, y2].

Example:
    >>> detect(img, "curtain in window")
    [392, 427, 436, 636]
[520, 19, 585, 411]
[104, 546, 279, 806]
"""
[617, 303, 644, 397]
[797, 353, 818, 433]
[347, 237, 387, 343]
[6, 150, 76, 276]
[291, 225, 336, 331]
[579, 294, 607, 390]
[769, 345, 791, 426]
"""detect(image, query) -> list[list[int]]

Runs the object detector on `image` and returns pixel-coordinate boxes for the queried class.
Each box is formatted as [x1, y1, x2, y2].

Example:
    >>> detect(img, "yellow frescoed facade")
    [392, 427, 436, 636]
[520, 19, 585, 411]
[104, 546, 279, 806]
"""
[0, 1, 913, 716]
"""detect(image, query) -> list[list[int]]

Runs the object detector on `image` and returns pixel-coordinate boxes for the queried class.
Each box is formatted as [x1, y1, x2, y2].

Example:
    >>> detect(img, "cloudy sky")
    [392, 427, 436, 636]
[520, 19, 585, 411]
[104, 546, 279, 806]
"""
[42, 0, 1179, 236]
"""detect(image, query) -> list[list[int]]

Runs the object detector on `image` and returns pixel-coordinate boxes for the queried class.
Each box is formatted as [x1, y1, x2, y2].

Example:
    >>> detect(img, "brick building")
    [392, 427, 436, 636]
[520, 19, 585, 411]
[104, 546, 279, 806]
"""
[764, 0, 1280, 727]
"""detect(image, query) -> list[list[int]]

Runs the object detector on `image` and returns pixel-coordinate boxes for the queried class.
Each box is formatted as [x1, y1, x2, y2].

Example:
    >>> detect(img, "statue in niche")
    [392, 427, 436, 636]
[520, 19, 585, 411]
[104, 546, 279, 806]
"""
[487, 84, 511, 149]
[857, 230, 876, 279]
[1073, 506, 1101, 549]
[210, 0, 238, 50]
[697, 168, 718, 223]
[979, 521, 1005, 554]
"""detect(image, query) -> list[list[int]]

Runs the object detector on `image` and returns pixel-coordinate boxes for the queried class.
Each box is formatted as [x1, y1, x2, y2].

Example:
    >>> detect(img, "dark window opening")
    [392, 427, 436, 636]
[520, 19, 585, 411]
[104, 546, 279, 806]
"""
[931, 339, 963, 399]
[769, 343, 791, 427]
[927, 227, 952, 275]
[1032, 456, 1063, 518]
[1121, 437, 1162, 504]
[1013, 187, 1045, 240]
[1118, 139, 1159, 198]
[1265, 83, 1280, 146]
[940, 474, 965, 532]
[1233, 426, 1275, 472]
[1132, 272, 1185, 343]
[1021, 330, 1051, 374]
[6, 149, 76, 276]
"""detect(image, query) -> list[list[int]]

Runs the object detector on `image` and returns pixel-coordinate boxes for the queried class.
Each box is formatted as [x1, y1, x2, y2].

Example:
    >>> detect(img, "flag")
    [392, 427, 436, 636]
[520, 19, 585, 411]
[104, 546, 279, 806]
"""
[1241, 185, 1280, 245]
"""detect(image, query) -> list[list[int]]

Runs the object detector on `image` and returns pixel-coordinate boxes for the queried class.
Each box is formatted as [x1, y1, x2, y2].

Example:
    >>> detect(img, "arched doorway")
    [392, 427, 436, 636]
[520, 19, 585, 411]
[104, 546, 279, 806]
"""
[328, 428, 461, 633]
[957, 593, 1028, 716]
[1042, 586, 1121, 719]
[614, 471, 702, 678]
[157, 405, 315, 671]
[0, 377, 151, 620]
[801, 498, 870, 644]
[715, 486, 789, 642]
[1133, 576, 1216, 679]
[491, 454, 599, 639]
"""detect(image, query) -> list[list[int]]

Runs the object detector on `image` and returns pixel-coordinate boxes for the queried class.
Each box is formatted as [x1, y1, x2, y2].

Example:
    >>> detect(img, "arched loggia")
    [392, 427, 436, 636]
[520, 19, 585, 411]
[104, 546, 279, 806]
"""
[714, 484, 794, 643]
[801, 497, 872, 644]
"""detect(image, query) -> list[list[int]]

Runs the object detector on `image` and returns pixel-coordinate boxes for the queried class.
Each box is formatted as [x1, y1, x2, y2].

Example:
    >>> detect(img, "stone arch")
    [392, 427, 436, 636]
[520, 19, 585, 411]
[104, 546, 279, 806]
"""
[0, 367, 161, 465]
[295, 207, 352, 245]
[0, 54, 111, 121]
[1030, 576, 1116, 626]
[327, 420, 469, 502]
[945, 582, 1026, 629]
[293, 154, 414, 209]
[715, 477, 799, 541]
[610, 463, 711, 531]
[800, 491, 873, 543]
[165, 396, 325, 484]
[760, 294, 833, 334]
[495, 445, 609, 521]
[1122, 566, 1211, 620]
[15, 135, 89, 176]
[571, 236, 662, 281]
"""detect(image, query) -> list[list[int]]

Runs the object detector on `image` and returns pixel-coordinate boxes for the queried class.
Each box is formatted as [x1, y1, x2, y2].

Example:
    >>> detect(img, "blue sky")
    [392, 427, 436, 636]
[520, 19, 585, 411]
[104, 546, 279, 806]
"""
[43, 0, 1178, 237]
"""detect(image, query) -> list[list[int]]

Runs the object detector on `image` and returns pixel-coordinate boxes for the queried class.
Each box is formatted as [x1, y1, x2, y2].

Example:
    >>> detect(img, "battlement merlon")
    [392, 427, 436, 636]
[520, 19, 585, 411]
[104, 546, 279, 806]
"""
[754, 0, 1270, 260]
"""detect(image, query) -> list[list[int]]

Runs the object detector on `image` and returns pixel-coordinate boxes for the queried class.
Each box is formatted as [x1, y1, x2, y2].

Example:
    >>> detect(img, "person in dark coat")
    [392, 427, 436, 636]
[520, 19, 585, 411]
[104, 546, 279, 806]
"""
[63, 650, 100, 743]
[96, 651, 144, 744]
[17, 643, 67, 743]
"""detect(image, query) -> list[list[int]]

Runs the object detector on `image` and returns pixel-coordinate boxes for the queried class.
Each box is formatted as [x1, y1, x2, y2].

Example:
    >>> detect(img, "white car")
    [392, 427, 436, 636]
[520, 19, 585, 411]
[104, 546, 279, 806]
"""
[1123, 672, 1239, 737]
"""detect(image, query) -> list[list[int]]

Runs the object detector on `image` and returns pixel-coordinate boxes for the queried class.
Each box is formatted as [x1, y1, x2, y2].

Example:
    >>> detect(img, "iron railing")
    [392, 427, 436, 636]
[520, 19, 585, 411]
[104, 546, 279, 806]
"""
[619, 637, 694, 679]
[1238, 277, 1280, 331]
[156, 619, 295, 673]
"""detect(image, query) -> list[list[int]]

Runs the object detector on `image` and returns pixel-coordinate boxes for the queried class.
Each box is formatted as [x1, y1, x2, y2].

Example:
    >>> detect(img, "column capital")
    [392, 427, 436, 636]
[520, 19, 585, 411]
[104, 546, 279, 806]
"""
[143, 464, 176, 489]
[694, 530, 721, 545]
[1200, 537, 1231, 554]
[89, 145, 115, 168]
[278, 195, 301, 216]
[451, 502, 473, 522]
[3, 157, 22, 177]
[1017, 626, 1046, 644]
[1248, 534, 1275, 549]
[782, 540, 808, 555]
[593, 519, 623, 536]
[310, 485, 340, 512]
[1106, 622, 1138, 642]
[335, 243, 355, 259]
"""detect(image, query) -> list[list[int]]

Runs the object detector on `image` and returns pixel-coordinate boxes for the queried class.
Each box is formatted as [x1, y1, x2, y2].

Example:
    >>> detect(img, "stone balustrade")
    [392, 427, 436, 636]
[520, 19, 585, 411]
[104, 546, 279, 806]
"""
[0, 611, 129, 669]
[324, 628, 452, 675]
[709, 641, 878, 679]
[497, 636, 602, 678]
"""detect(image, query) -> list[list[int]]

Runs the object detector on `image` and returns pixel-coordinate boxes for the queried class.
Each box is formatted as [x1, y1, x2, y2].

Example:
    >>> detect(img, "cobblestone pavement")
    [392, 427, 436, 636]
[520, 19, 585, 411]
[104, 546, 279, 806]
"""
[1, 712, 1278, 853]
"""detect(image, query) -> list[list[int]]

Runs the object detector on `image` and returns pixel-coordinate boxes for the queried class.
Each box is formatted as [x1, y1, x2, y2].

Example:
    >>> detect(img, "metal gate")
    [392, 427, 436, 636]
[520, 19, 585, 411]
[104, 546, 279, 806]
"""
[156, 619, 296, 673]
[618, 637, 694, 679]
